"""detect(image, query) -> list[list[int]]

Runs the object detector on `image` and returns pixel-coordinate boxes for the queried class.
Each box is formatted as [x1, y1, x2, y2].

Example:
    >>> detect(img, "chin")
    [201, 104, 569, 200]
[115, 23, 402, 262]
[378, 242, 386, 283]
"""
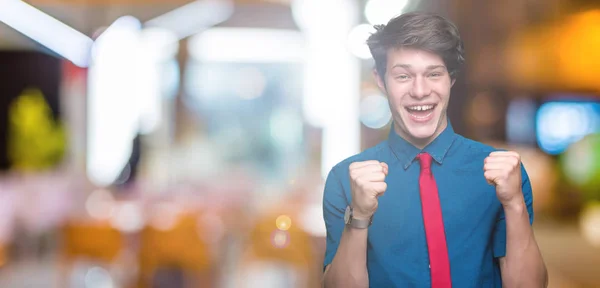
[406, 124, 438, 140]
[401, 115, 440, 142]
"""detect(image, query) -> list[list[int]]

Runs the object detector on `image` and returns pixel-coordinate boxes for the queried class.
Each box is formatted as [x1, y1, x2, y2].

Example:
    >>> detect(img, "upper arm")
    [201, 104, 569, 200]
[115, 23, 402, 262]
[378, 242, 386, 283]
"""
[322, 167, 348, 271]
[492, 163, 534, 258]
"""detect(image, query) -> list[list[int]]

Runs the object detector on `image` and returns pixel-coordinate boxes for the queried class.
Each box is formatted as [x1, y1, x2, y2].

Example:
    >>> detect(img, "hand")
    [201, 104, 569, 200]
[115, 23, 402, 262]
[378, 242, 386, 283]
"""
[349, 160, 388, 219]
[483, 151, 523, 206]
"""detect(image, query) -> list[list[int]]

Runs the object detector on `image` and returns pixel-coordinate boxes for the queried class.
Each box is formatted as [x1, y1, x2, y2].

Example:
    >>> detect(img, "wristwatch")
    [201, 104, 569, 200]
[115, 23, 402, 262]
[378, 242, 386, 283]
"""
[344, 206, 373, 229]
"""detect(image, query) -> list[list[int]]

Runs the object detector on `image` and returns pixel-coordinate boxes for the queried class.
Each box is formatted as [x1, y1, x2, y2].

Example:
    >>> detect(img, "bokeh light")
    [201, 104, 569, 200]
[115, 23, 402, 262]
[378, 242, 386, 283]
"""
[347, 24, 375, 59]
[365, 0, 410, 25]
[360, 94, 392, 129]
[556, 10, 600, 91]
[85, 189, 115, 220]
[506, 98, 537, 145]
[537, 102, 600, 155]
[109, 202, 144, 233]
[233, 67, 267, 100]
[149, 202, 180, 231]
[580, 202, 600, 248]
[562, 134, 600, 198]
[84, 266, 114, 288]
[271, 230, 290, 249]
[275, 215, 292, 231]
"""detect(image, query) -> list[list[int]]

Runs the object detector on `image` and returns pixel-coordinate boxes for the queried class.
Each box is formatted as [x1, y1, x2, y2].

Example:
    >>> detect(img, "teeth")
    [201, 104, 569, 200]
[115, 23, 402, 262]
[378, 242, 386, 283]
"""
[408, 105, 434, 111]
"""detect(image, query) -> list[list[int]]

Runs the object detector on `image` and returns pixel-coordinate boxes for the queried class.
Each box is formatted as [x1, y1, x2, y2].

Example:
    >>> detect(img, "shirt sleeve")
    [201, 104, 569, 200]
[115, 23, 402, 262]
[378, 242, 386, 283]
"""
[492, 163, 534, 258]
[322, 167, 349, 270]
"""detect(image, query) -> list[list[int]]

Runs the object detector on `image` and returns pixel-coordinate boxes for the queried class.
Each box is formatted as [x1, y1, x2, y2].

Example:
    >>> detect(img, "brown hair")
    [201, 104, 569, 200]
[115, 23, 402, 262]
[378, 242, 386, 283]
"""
[367, 12, 465, 82]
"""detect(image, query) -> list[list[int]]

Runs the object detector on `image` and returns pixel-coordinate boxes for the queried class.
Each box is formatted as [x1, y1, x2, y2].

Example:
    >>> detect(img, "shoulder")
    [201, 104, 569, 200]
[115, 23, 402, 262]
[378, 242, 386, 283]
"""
[456, 135, 498, 155]
[451, 134, 505, 161]
[454, 135, 531, 180]
[445, 135, 503, 173]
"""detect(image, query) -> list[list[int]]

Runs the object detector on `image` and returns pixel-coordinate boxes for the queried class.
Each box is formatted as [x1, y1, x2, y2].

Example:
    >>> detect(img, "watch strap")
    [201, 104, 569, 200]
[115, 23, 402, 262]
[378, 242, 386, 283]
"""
[345, 206, 373, 229]
[349, 217, 371, 229]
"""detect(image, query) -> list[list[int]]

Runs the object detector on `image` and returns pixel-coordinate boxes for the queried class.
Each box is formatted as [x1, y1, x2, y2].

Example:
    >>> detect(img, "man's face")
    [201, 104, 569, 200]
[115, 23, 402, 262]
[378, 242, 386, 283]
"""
[376, 47, 454, 147]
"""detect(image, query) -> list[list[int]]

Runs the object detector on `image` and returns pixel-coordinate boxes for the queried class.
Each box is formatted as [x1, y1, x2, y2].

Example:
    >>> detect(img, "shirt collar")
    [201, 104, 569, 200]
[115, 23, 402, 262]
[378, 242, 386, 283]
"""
[388, 120, 457, 169]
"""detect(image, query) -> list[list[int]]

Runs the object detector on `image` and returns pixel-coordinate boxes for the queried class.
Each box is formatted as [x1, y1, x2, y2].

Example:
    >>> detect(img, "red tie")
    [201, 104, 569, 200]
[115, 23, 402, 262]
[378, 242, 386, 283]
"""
[417, 152, 452, 288]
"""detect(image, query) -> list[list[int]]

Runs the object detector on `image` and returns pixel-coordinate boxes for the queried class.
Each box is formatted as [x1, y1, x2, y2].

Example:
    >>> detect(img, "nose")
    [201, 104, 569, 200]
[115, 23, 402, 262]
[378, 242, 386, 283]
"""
[410, 76, 431, 99]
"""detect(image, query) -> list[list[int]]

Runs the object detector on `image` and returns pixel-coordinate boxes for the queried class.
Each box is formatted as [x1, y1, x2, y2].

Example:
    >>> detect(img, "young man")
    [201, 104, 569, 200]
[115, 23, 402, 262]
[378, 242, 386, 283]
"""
[322, 12, 548, 288]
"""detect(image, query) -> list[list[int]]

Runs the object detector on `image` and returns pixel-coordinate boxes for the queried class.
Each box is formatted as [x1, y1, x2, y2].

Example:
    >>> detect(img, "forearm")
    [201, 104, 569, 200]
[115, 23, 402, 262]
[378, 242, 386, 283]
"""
[323, 226, 369, 288]
[502, 197, 548, 287]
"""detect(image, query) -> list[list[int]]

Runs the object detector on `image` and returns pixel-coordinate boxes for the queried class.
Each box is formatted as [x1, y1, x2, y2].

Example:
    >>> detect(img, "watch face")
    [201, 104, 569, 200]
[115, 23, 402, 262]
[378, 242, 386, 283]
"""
[344, 206, 351, 224]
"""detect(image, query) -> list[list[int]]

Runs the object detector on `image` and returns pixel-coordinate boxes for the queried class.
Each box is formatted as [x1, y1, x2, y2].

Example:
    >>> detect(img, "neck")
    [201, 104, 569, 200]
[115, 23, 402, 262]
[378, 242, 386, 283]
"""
[394, 118, 448, 150]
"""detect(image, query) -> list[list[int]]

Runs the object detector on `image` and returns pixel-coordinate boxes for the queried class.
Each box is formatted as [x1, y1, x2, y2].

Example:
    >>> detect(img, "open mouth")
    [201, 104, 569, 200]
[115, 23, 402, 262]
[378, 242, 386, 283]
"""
[405, 104, 437, 121]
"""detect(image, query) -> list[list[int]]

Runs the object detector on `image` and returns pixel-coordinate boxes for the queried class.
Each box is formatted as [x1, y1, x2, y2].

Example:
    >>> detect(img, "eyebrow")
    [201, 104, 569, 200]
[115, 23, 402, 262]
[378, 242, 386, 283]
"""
[391, 64, 446, 70]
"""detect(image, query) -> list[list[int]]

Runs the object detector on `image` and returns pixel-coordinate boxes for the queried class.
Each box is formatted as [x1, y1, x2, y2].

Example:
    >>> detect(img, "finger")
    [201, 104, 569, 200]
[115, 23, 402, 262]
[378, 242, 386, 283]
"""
[381, 162, 389, 175]
[372, 182, 387, 196]
[381, 162, 388, 171]
[350, 160, 381, 170]
[489, 151, 520, 159]
[484, 157, 520, 170]
[357, 172, 386, 183]
[484, 170, 501, 185]
[350, 164, 383, 179]
[483, 162, 512, 171]
[485, 155, 513, 162]
[354, 163, 385, 175]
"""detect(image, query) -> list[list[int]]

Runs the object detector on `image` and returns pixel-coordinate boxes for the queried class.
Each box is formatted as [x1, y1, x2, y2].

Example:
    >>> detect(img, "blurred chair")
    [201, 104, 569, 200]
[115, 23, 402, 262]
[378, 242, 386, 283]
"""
[248, 214, 313, 266]
[62, 221, 123, 262]
[137, 212, 214, 288]
[60, 220, 125, 287]
[237, 211, 317, 288]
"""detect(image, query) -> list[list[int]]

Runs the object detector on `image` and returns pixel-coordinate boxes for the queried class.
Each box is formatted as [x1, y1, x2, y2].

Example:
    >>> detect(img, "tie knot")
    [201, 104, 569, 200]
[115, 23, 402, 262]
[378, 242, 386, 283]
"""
[417, 152, 432, 170]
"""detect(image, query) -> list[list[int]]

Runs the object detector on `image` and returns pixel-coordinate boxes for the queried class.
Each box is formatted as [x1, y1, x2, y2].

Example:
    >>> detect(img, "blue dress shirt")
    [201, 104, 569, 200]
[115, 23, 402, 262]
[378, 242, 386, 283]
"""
[322, 121, 534, 287]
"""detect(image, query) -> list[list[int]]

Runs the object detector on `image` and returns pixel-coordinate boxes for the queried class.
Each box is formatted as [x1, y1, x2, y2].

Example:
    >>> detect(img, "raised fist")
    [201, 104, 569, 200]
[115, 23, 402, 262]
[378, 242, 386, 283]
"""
[349, 160, 388, 219]
[483, 151, 523, 206]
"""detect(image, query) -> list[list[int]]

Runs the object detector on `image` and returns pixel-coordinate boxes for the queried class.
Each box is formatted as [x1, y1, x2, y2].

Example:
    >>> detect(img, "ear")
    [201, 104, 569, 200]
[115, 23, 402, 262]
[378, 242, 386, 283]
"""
[451, 78, 456, 87]
[373, 69, 387, 93]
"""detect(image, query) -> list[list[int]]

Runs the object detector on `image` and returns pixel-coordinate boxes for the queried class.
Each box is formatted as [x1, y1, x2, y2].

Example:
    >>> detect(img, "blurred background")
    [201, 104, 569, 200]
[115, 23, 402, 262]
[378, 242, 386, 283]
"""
[0, 0, 599, 287]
